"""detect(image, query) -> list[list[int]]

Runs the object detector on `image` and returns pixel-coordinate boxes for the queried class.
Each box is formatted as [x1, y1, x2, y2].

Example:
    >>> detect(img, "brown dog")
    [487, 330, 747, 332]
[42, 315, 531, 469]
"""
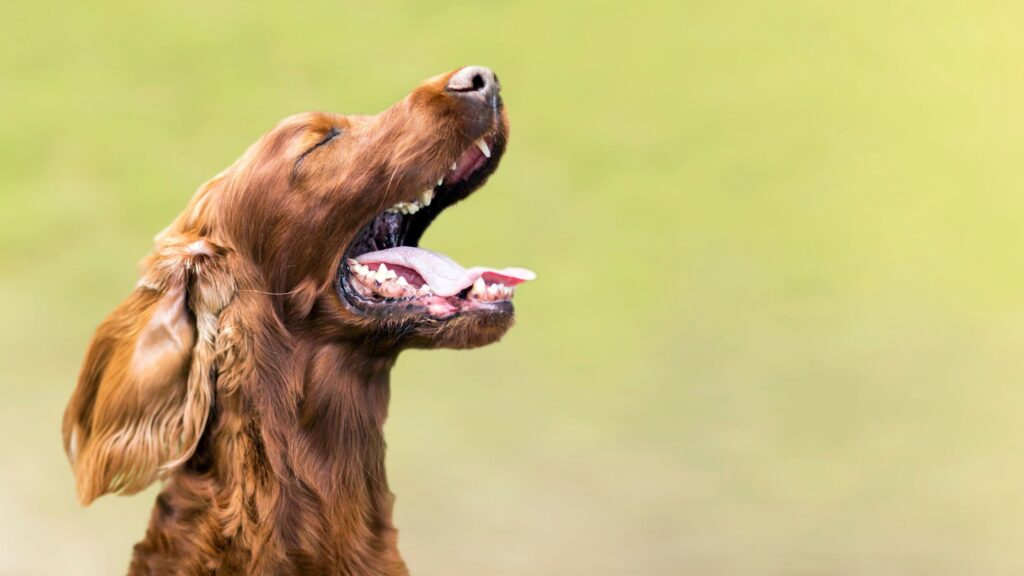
[62, 66, 533, 575]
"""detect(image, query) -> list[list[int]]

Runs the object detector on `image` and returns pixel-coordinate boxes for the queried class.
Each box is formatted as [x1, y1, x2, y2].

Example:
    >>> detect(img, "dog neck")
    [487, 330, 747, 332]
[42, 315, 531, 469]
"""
[130, 338, 409, 576]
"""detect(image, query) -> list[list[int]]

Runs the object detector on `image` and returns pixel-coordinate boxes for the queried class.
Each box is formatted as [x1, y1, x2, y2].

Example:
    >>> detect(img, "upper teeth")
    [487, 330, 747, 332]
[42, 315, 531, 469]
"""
[383, 139, 490, 215]
[385, 188, 434, 214]
[475, 138, 491, 158]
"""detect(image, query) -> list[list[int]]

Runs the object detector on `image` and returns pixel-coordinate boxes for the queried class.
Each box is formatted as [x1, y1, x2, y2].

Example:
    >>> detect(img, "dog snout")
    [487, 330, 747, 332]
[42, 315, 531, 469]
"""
[446, 66, 500, 108]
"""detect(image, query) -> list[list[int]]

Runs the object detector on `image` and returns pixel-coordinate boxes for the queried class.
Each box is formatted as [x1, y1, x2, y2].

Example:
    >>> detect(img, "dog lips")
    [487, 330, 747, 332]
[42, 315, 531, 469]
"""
[354, 247, 536, 297]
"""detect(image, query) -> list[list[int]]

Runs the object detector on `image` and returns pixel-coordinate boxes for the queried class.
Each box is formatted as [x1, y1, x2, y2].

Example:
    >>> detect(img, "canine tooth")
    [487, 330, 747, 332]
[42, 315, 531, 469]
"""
[437, 177, 444, 186]
[451, 161, 457, 171]
[475, 138, 491, 158]
[471, 277, 487, 295]
[421, 190, 434, 205]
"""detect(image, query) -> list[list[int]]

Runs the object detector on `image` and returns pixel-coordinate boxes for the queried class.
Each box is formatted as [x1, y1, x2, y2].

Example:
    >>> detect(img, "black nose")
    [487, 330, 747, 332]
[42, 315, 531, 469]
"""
[446, 66, 500, 105]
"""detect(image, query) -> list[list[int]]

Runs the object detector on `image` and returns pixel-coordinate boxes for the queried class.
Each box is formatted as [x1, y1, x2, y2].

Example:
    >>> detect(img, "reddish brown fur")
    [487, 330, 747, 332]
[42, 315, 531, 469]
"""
[62, 68, 513, 575]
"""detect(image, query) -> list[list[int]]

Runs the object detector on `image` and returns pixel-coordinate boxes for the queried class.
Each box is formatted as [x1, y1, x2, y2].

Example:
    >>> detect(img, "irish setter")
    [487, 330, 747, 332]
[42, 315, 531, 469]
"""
[62, 66, 533, 575]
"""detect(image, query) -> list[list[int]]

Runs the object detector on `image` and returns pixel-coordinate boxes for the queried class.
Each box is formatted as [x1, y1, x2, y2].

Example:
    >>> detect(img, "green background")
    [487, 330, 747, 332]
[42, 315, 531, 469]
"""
[3, 1, 1024, 574]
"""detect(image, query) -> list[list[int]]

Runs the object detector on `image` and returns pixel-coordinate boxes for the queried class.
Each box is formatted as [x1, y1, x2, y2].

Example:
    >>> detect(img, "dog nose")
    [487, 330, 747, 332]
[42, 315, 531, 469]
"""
[446, 66, 500, 103]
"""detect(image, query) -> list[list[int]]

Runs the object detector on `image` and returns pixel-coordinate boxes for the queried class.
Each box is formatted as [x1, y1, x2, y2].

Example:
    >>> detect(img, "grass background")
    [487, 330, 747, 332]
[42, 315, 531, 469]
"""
[3, 1, 1024, 574]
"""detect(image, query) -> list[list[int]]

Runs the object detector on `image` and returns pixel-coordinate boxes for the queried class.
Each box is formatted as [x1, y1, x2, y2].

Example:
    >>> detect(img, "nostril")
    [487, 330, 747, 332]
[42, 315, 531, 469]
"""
[446, 66, 498, 96]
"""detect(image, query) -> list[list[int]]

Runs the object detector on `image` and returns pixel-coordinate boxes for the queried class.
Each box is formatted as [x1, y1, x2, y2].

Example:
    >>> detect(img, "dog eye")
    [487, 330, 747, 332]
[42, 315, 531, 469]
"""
[295, 128, 343, 167]
[307, 128, 343, 154]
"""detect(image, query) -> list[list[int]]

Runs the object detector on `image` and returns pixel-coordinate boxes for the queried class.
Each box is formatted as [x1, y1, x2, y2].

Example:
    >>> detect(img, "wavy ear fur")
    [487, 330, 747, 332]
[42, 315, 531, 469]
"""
[62, 236, 234, 505]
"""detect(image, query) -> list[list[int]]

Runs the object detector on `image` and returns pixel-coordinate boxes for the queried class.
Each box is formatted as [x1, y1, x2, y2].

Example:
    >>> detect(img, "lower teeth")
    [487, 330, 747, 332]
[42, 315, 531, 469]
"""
[349, 260, 512, 302]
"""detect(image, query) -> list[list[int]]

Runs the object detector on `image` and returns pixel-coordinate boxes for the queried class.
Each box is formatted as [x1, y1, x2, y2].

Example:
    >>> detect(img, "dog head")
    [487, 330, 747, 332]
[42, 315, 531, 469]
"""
[62, 66, 534, 503]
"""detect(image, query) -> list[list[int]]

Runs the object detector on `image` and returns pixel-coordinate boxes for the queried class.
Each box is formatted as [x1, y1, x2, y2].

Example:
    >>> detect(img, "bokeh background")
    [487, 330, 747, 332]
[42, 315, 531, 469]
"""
[3, 1, 1024, 574]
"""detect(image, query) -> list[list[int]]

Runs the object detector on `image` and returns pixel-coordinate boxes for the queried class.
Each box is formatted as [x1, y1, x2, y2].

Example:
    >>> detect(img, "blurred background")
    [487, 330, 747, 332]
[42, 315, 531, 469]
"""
[2, 1, 1024, 574]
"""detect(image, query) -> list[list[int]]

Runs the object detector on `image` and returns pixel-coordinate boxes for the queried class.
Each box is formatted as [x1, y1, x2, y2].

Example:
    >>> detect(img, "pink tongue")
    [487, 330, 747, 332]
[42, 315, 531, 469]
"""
[355, 247, 536, 297]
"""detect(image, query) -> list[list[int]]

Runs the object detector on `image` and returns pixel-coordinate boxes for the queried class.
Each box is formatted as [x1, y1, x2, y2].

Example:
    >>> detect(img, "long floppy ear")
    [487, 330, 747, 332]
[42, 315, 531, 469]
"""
[62, 236, 233, 504]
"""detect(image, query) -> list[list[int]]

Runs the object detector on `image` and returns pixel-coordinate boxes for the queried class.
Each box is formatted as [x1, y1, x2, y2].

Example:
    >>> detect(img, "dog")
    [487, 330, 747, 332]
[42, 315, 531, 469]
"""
[62, 66, 533, 575]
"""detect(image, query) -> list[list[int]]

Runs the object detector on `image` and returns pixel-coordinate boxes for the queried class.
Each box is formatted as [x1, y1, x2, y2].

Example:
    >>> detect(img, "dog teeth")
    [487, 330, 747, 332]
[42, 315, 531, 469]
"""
[474, 138, 491, 158]
[349, 266, 515, 304]
[384, 188, 434, 215]
[382, 142, 492, 216]
[467, 278, 513, 301]
[470, 277, 487, 296]
[348, 260, 371, 277]
[375, 263, 397, 282]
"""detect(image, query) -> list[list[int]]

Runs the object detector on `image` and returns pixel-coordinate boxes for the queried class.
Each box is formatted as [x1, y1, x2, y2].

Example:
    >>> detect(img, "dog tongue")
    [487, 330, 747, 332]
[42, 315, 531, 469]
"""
[355, 246, 536, 297]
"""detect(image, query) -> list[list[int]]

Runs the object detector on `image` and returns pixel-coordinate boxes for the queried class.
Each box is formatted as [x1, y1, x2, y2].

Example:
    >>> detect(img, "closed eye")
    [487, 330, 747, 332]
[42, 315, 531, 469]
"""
[295, 127, 343, 168]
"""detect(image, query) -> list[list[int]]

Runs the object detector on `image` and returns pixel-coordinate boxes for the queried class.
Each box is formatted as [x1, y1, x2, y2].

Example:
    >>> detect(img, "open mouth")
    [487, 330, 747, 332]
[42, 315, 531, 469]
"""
[338, 134, 535, 319]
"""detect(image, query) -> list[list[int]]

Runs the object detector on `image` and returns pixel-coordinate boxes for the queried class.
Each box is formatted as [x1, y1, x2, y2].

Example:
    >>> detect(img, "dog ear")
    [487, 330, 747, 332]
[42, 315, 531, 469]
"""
[62, 237, 233, 505]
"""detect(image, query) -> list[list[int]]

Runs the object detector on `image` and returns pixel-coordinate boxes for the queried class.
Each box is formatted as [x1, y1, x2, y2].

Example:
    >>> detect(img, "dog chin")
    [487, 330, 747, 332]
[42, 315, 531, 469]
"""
[404, 306, 516, 350]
